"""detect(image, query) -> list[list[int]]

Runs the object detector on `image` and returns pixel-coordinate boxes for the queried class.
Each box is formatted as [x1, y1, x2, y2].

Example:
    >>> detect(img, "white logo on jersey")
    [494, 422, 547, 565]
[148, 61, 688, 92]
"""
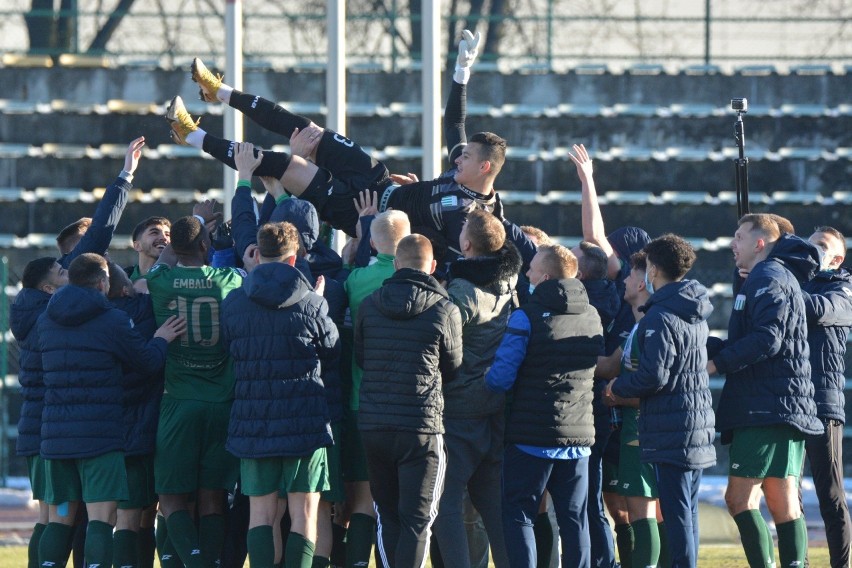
[441, 195, 458, 208]
[731, 463, 740, 469]
[755, 286, 770, 298]
[251, 96, 260, 108]
[734, 294, 746, 311]
[645, 330, 656, 338]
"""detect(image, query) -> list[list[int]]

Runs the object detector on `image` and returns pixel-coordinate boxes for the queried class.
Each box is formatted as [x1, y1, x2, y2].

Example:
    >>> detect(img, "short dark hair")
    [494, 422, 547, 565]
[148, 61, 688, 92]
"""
[469, 132, 507, 177]
[170, 216, 206, 256]
[68, 253, 109, 288]
[814, 225, 847, 256]
[132, 216, 171, 242]
[22, 257, 58, 289]
[577, 241, 608, 280]
[643, 234, 696, 281]
[257, 222, 300, 259]
[465, 209, 505, 254]
[630, 251, 647, 272]
[56, 217, 91, 253]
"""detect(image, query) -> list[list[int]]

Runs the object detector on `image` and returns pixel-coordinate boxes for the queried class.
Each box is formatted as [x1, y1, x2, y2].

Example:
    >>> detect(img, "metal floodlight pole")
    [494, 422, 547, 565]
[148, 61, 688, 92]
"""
[422, 1, 441, 181]
[223, 0, 244, 221]
[328, 0, 347, 253]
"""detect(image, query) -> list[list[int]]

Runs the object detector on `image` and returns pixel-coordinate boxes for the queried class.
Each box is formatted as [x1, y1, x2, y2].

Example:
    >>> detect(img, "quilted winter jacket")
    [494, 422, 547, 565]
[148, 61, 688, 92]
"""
[38, 285, 168, 459]
[355, 268, 463, 434]
[713, 236, 823, 438]
[802, 269, 852, 422]
[10, 288, 51, 457]
[221, 262, 337, 459]
[611, 279, 717, 469]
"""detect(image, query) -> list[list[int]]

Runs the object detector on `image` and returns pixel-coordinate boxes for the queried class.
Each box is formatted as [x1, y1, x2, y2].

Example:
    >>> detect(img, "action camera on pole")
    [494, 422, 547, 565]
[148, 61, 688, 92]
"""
[732, 98, 750, 218]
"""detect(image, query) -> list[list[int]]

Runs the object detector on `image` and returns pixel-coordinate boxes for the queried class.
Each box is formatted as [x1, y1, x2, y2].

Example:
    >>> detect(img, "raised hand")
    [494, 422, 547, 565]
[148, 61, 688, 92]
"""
[454, 29, 482, 84]
[389, 172, 419, 185]
[567, 143, 594, 185]
[123, 136, 146, 175]
[192, 199, 224, 230]
[353, 189, 379, 218]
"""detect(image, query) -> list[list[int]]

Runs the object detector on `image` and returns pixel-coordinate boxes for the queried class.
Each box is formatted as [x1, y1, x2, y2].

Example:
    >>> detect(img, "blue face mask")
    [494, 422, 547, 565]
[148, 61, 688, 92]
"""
[528, 283, 536, 295]
[643, 271, 655, 295]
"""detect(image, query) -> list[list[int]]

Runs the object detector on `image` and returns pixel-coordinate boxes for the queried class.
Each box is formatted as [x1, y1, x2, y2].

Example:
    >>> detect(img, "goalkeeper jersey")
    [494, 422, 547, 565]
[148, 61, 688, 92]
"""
[146, 264, 245, 402]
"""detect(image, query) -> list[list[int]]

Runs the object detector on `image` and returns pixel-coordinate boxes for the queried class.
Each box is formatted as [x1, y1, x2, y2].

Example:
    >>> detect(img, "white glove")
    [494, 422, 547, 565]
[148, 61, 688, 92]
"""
[453, 29, 481, 85]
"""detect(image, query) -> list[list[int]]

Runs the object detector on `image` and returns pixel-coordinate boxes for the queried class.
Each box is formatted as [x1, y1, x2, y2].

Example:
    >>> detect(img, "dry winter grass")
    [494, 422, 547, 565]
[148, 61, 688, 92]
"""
[0, 544, 833, 567]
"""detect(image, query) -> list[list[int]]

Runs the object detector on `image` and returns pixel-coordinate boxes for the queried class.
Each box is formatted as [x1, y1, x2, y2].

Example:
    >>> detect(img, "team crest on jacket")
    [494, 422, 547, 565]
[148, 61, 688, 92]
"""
[734, 294, 746, 311]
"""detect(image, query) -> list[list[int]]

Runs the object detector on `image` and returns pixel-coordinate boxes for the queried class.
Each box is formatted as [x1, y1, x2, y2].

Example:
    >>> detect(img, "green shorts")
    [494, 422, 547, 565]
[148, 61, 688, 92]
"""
[602, 458, 620, 494]
[617, 443, 658, 498]
[155, 394, 239, 494]
[119, 454, 156, 510]
[240, 448, 330, 497]
[27, 455, 47, 501]
[44, 451, 128, 504]
[341, 408, 369, 483]
[729, 425, 806, 479]
[322, 422, 345, 503]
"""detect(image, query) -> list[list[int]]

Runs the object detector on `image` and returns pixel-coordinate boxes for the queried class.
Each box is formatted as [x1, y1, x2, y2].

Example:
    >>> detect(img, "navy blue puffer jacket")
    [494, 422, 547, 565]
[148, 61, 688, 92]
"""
[221, 262, 338, 459]
[714, 236, 823, 438]
[10, 288, 51, 457]
[38, 285, 168, 459]
[802, 269, 852, 422]
[612, 279, 717, 469]
[112, 294, 163, 456]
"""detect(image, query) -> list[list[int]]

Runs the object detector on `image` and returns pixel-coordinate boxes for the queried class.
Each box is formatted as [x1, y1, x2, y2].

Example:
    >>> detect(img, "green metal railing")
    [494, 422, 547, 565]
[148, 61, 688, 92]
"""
[2, 3, 850, 68]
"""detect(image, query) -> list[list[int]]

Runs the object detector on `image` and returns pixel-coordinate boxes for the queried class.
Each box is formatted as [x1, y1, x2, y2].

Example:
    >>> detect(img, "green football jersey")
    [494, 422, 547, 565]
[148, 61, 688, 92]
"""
[619, 323, 642, 444]
[146, 264, 245, 402]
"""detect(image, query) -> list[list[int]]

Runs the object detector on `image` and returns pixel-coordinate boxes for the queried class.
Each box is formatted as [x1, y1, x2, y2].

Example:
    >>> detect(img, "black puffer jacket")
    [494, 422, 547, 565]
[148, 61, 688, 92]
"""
[507, 278, 603, 447]
[355, 268, 463, 434]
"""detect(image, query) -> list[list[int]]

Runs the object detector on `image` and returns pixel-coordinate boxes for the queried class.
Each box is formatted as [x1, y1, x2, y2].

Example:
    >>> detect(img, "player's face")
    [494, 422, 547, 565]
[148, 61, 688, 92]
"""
[454, 143, 483, 186]
[44, 262, 69, 292]
[526, 252, 548, 286]
[731, 222, 760, 271]
[134, 224, 171, 260]
[623, 267, 646, 306]
[809, 231, 844, 271]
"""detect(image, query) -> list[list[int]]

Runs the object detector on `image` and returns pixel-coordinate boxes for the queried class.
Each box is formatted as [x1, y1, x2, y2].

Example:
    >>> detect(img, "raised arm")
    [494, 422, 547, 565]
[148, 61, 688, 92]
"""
[569, 144, 621, 280]
[60, 137, 144, 268]
[445, 29, 480, 165]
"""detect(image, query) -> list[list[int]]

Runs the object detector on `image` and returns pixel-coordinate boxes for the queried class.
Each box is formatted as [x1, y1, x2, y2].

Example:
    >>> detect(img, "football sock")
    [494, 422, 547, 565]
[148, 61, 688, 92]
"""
[199, 514, 226, 567]
[113, 528, 138, 568]
[286, 532, 316, 568]
[84, 520, 114, 568]
[28, 522, 46, 568]
[776, 517, 807, 568]
[734, 509, 776, 568]
[248, 525, 275, 568]
[137, 525, 156, 568]
[165, 510, 205, 568]
[38, 522, 72, 568]
[630, 518, 660, 568]
[614, 522, 634, 568]
[345, 513, 375, 568]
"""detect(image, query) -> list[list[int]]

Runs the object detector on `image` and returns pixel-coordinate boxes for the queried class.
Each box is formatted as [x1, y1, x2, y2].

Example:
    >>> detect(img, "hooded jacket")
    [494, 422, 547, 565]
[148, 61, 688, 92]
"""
[714, 235, 823, 438]
[802, 268, 852, 422]
[612, 279, 717, 469]
[111, 294, 163, 456]
[221, 262, 338, 459]
[444, 243, 521, 418]
[355, 268, 463, 434]
[10, 288, 51, 457]
[38, 285, 168, 459]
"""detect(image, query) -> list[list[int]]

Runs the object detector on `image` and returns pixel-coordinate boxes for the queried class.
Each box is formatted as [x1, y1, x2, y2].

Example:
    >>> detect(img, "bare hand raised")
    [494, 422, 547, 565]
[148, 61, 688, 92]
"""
[567, 143, 594, 184]
[123, 136, 146, 175]
[234, 142, 263, 180]
[154, 315, 187, 343]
